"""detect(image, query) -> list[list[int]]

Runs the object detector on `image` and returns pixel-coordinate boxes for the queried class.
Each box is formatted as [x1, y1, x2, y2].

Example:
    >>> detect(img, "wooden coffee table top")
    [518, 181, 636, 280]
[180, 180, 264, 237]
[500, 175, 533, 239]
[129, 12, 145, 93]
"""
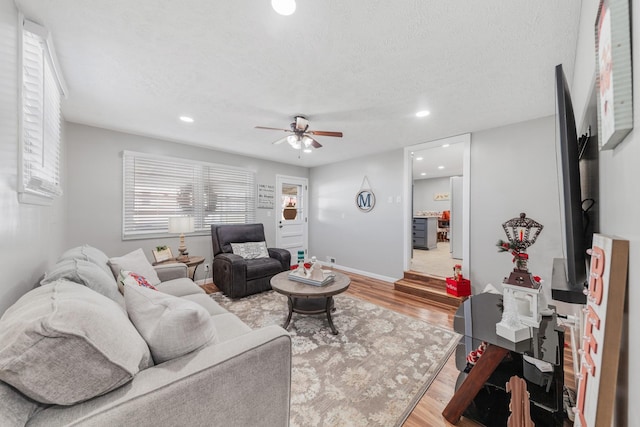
[270, 270, 350, 298]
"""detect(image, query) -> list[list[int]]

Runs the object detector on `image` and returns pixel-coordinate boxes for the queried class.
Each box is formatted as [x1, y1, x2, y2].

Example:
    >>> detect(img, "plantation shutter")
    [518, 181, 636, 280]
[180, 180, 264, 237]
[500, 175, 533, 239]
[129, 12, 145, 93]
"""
[122, 152, 256, 239]
[19, 19, 65, 203]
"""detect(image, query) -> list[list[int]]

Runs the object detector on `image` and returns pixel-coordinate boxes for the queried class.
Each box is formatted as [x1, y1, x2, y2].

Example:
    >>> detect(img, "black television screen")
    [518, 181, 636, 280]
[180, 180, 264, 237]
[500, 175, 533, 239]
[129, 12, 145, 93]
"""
[552, 64, 588, 304]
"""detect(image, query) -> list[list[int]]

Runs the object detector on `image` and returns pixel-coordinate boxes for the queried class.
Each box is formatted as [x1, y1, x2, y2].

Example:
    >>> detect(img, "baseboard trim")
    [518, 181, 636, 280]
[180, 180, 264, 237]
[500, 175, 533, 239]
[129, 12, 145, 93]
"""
[195, 278, 213, 286]
[329, 264, 398, 284]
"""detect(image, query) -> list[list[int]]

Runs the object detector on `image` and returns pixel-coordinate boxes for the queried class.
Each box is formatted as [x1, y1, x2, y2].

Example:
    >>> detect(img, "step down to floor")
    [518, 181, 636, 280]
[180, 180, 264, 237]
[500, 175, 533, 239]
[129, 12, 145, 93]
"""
[394, 271, 467, 310]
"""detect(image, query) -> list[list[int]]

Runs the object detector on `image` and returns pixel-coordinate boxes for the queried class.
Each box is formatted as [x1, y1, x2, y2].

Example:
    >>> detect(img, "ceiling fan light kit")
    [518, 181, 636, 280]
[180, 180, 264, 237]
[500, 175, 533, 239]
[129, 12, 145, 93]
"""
[255, 115, 343, 154]
[271, 0, 296, 16]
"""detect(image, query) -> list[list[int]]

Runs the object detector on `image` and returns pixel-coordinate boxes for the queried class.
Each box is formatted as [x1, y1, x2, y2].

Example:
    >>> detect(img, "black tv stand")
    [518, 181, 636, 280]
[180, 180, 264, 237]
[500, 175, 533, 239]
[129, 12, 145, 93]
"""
[551, 258, 587, 304]
[442, 292, 565, 426]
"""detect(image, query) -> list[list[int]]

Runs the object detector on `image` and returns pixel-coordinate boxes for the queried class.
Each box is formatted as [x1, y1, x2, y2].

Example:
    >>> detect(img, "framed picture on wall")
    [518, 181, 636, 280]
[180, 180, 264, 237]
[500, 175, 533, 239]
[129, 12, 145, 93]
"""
[595, 0, 633, 150]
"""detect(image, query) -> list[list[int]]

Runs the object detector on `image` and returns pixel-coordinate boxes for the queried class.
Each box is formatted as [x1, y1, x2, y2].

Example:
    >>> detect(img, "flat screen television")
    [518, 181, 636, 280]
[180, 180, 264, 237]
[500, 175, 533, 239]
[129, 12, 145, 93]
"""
[552, 64, 588, 304]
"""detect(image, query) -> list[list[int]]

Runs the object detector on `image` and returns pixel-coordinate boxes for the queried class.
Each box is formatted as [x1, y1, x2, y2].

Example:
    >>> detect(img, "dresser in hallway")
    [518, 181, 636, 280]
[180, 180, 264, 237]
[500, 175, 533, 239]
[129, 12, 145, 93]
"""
[412, 216, 438, 250]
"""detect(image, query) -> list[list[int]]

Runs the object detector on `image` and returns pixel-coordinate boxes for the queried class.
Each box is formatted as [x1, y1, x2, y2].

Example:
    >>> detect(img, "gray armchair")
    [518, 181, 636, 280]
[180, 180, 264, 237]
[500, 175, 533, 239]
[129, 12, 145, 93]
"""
[211, 223, 291, 298]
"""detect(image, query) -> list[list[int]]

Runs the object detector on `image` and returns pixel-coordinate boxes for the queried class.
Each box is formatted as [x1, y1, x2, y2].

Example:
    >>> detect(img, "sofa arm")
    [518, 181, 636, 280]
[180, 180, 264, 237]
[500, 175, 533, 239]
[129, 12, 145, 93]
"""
[213, 254, 247, 298]
[153, 263, 188, 281]
[27, 326, 292, 427]
[268, 248, 291, 271]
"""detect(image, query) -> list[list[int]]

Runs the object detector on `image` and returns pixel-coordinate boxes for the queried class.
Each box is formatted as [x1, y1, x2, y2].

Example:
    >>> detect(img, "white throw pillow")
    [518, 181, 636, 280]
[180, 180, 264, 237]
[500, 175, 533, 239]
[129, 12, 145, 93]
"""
[230, 241, 269, 259]
[124, 285, 217, 364]
[109, 248, 161, 285]
[117, 270, 158, 294]
[0, 280, 153, 405]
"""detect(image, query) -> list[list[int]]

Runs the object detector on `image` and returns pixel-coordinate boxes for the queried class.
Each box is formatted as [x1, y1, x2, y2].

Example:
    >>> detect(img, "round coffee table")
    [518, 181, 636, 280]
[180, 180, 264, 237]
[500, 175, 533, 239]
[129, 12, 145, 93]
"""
[270, 270, 350, 335]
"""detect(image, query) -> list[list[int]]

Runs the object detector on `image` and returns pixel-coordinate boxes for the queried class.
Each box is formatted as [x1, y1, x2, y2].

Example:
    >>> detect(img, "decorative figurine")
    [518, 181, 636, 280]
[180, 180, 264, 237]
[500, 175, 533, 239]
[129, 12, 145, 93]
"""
[495, 213, 549, 342]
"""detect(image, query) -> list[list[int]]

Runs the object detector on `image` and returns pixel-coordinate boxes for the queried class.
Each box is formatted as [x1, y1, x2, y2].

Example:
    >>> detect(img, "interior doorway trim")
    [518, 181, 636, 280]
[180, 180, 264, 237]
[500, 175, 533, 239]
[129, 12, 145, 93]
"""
[402, 133, 471, 278]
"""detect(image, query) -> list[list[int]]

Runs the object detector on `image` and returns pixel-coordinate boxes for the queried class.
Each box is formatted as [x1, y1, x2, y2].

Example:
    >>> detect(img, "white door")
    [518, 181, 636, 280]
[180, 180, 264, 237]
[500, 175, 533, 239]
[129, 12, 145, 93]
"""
[450, 176, 463, 259]
[275, 175, 308, 265]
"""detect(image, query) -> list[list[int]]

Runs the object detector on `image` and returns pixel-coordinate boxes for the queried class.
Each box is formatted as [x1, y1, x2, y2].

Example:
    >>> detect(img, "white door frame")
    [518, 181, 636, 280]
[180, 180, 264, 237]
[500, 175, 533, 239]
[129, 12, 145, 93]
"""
[275, 175, 309, 263]
[402, 134, 471, 278]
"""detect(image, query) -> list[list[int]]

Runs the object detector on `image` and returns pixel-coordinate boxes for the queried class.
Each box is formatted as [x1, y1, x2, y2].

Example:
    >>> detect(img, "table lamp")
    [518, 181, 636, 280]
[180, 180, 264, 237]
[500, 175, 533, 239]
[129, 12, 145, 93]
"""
[168, 216, 194, 262]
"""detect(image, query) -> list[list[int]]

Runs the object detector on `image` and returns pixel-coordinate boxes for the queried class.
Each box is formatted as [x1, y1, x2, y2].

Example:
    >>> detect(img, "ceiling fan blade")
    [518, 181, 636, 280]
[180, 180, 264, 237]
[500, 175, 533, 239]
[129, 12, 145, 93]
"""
[309, 137, 322, 149]
[255, 126, 292, 132]
[272, 136, 289, 145]
[308, 130, 343, 137]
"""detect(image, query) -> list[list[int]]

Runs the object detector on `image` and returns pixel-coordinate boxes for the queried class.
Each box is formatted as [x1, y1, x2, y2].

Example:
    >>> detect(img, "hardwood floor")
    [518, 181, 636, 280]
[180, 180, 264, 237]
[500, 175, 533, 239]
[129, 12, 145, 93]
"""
[204, 269, 574, 426]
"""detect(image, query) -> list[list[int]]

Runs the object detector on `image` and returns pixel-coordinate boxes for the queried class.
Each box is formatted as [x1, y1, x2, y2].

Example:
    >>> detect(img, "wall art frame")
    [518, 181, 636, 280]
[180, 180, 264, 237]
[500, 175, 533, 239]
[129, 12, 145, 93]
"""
[595, 0, 633, 150]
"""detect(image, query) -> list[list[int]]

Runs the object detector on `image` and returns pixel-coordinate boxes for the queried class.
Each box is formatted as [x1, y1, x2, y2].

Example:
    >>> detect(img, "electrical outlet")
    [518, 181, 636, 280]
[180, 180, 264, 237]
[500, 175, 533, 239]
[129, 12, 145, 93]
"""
[204, 263, 210, 272]
[326, 256, 336, 264]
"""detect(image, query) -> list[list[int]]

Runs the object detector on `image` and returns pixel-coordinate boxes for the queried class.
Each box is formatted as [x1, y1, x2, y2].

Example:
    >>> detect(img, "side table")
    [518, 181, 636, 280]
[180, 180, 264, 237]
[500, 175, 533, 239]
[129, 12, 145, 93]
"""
[154, 256, 205, 281]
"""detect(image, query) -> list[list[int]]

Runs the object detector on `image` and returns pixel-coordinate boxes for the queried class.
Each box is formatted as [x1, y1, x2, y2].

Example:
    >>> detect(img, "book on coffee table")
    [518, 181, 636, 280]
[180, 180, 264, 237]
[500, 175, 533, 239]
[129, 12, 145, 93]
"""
[288, 270, 335, 287]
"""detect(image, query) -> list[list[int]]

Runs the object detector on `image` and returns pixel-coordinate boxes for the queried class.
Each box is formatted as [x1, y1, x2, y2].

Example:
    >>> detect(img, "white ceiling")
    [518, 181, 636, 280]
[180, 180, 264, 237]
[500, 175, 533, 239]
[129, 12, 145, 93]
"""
[15, 0, 581, 168]
[412, 142, 464, 180]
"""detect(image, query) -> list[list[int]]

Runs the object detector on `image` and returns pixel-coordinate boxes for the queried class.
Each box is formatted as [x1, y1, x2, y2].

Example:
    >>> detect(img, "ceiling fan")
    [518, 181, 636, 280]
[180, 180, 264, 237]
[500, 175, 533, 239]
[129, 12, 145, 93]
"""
[255, 115, 343, 151]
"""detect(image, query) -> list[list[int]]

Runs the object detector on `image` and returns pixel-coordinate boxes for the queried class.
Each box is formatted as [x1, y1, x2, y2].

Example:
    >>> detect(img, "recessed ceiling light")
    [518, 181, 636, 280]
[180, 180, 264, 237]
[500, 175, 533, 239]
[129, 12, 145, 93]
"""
[272, 0, 296, 15]
[416, 157, 424, 161]
[441, 143, 450, 148]
[416, 110, 430, 118]
[438, 165, 445, 169]
[420, 172, 426, 176]
[179, 116, 194, 123]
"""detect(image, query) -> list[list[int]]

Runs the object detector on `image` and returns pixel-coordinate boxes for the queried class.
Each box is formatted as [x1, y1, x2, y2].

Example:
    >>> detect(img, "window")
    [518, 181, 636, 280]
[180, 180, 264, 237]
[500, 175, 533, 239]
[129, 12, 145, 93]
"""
[19, 18, 66, 204]
[122, 151, 256, 239]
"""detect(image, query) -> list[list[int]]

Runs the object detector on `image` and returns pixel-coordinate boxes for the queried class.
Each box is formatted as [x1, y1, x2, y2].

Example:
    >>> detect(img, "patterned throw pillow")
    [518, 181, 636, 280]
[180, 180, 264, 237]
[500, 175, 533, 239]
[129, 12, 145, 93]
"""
[230, 241, 270, 259]
[118, 270, 158, 294]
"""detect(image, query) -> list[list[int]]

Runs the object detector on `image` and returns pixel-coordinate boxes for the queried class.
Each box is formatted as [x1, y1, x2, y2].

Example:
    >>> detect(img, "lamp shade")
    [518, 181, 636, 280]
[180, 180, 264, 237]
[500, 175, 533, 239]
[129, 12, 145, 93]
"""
[168, 216, 194, 234]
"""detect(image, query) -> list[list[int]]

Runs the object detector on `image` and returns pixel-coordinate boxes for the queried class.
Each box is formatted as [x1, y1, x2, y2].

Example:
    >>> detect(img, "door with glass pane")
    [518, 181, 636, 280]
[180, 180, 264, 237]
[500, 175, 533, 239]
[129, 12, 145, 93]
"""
[275, 175, 308, 265]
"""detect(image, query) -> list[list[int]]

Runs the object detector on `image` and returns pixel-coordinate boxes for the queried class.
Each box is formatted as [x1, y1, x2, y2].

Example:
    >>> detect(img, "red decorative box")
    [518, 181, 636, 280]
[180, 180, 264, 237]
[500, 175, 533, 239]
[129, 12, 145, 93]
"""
[445, 277, 471, 297]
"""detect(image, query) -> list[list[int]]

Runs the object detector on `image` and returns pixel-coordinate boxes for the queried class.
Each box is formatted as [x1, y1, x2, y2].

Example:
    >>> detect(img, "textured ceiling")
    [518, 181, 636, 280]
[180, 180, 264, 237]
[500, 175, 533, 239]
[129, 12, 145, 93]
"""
[15, 0, 581, 167]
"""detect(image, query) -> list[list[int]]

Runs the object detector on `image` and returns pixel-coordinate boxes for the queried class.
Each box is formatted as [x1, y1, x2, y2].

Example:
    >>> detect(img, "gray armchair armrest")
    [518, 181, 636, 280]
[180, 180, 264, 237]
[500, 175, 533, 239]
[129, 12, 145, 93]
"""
[153, 263, 188, 282]
[27, 326, 292, 427]
[268, 248, 291, 271]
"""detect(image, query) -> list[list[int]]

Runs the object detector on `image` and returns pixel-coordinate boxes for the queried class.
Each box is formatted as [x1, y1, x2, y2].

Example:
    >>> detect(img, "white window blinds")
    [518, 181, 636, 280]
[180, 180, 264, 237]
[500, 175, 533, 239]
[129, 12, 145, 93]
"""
[19, 19, 65, 203]
[122, 152, 256, 239]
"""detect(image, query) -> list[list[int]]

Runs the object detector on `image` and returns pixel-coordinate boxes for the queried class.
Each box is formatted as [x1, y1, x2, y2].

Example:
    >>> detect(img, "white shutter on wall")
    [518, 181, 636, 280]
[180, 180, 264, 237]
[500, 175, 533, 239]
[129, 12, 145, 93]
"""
[122, 152, 256, 239]
[19, 19, 65, 203]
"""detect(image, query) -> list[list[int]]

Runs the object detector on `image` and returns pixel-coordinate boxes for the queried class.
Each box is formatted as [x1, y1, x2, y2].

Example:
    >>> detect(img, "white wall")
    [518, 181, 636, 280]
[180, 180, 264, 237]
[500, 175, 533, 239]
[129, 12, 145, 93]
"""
[309, 149, 405, 281]
[571, 1, 638, 424]
[469, 116, 563, 300]
[0, 0, 67, 314]
[64, 123, 308, 281]
[413, 176, 452, 213]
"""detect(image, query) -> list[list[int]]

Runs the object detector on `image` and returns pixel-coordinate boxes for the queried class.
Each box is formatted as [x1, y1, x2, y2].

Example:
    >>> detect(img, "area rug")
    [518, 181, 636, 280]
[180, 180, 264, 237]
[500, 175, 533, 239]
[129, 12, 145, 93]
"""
[210, 290, 460, 427]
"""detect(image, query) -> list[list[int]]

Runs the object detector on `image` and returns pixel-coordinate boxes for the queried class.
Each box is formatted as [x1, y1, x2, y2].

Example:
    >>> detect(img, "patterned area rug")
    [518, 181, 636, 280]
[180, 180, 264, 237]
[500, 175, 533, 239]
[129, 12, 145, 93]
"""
[211, 290, 460, 427]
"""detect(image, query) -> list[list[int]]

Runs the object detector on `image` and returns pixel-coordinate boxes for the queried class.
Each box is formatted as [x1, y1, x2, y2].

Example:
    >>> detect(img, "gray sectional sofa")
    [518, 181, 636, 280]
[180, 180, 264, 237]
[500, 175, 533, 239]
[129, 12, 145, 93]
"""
[0, 245, 292, 426]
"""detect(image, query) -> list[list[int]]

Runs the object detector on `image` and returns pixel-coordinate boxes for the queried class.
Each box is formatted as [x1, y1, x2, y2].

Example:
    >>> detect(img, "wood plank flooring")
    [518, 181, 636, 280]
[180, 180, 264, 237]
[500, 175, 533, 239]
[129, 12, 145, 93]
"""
[203, 269, 574, 426]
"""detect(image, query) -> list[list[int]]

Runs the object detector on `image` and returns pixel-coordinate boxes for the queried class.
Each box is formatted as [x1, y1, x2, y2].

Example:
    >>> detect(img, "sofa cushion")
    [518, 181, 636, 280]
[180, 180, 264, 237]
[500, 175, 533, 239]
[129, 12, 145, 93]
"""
[40, 258, 124, 308]
[209, 312, 252, 342]
[125, 285, 218, 364]
[231, 241, 269, 259]
[181, 294, 229, 316]
[108, 248, 161, 286]
[155, 278, 206, 297]
[246, 257, 285, 280]
[0, 382, 43, 427]
[0, 280, 153, 405]
[58, 244, 112, 277]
